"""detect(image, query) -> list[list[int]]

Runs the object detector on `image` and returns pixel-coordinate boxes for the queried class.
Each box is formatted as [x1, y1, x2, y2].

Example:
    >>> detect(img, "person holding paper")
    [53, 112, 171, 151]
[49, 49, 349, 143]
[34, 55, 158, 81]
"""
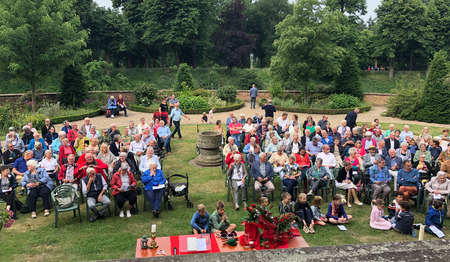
[142, 160, 166, 218]
[210, 201, 236, 234]
[111, 163, 137, 218]
[0, 165, 18, 219]
[424, 172, 450, 213]
[227, 154, 247, 210]
[191, 204, 210, 234]
[424, 199, 445, 237]
[281, 155, 300, 197]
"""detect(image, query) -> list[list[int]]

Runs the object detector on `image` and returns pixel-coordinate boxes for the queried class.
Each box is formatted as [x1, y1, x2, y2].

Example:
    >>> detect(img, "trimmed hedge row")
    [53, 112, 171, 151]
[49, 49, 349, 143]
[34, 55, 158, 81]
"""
[130, 100, 245, 114]
[33, 109, 103, 130]
[258, 99, 371, 115]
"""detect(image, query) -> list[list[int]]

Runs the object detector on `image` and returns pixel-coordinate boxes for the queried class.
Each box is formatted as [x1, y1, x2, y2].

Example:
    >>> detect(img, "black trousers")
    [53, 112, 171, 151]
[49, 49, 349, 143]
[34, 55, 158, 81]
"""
[171, 121, 182, 138]
[0, 191, 15, 207]
[28, 186, 51, 212]
[114, 190, 137, 209]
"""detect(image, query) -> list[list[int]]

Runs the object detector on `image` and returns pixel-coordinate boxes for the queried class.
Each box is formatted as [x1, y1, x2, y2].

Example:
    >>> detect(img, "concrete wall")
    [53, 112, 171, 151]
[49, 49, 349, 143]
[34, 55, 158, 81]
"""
[0, 90, 394, 105]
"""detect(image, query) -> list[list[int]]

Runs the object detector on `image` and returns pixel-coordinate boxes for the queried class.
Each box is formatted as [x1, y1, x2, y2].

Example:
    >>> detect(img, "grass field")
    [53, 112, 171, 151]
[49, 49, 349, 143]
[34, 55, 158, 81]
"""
[1, 124, 448, 261]
[0, 68, 425, 94]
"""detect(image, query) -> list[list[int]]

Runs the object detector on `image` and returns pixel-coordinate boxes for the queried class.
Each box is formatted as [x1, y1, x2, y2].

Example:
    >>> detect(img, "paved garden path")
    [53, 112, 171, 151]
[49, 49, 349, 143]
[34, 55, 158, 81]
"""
[54, 102, 448, 131]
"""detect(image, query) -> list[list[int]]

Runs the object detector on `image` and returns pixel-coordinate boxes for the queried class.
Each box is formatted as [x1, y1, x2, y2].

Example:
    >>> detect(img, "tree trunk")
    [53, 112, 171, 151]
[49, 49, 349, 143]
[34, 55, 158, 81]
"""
[31, 82, 37, 112]
[374, 59, 378, 69]
[389, 59, 394, 79]
[426, 60, 431, 76]
[145, 56, 149, 68]
[303, 81, 309, 104]
[105, 50, 111, 76]
[126, 56, 131, 68]
[409, 54, 414, 71]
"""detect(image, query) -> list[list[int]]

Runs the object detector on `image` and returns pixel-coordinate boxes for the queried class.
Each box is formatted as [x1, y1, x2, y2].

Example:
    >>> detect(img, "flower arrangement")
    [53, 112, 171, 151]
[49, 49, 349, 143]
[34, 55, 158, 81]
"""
[0, 209, 14, 231]
[243, 204, 259, 223]
[274, 213, 296, 233]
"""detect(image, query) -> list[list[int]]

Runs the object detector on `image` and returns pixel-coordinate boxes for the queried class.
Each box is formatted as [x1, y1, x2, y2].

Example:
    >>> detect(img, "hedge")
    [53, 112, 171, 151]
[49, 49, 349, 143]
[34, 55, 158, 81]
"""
[130, 100, 245, 114]
[258, 99, 371, 115]
[33, 109, 103, 130]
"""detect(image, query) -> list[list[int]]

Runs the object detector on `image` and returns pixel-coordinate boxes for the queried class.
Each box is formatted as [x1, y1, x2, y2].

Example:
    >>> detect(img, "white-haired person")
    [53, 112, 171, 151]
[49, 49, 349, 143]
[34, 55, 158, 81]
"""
[222, 136, 238, 156]
[21, 160, 54, 218]
[32, 141, 45, 162]
[396, 142, 412, 162]
[39, 149, 60, 185]
[111, 163, 137, 218]
[82, 167, 111, 222]
[142, 160, 166, 218]
[157, 120, 172, 154]
[250, 152, 274, 198]
[424, 171, 450, 214]
[129, 133, 146, 157]
[139, 147, 161, 172]
[227, 154, 248, 210]
[107, 96, 117, 118]
[399, 125, 414, 143]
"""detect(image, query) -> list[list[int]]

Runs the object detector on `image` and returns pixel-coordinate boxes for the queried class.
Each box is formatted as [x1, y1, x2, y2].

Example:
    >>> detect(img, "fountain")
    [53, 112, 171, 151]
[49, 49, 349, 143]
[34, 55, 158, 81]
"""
[194, 131, 223, 167]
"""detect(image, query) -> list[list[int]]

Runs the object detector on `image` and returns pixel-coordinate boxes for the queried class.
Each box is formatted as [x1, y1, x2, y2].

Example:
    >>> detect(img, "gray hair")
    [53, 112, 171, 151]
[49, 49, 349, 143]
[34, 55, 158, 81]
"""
[277, 145, 283, 151]
[23, 125, 30, 131]
[147, 160, 157, 170]
[228, 136, 234, 142]
[250, 137, 256, 142]
[436, 171, 446, 179]
[348, 148, 356, 155]
[59, 131, 66, 137]
[119, 152, 127, 157]
[233, 154, 242, 161]
[315, 158, 323, 164]
[400, 142, 408, 147]
[120, 163, 129, 170]
[289, 154, 296, 161]
[86, 167, 96, 175]
[259, 152, 266, 158]
[389, 148, 396, 153]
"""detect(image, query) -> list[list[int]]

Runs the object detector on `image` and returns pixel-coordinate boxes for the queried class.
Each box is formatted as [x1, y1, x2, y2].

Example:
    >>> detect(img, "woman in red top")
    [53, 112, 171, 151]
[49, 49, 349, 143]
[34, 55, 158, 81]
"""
[295, 147, 311, 191]
[67, 122, 79, 143]
[111, 163, 137, 217]
[59, 138, 75, 166]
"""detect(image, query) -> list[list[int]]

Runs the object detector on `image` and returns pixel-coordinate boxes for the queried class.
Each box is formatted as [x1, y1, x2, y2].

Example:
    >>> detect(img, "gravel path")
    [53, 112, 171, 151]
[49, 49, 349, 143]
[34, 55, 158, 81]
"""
[54, 102, 449, 131]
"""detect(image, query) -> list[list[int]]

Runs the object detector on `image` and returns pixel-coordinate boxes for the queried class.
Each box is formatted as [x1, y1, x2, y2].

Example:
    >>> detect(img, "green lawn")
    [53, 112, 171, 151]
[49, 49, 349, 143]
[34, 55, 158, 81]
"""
[1, 124, 448, 261]
[357, 122, 445, 138]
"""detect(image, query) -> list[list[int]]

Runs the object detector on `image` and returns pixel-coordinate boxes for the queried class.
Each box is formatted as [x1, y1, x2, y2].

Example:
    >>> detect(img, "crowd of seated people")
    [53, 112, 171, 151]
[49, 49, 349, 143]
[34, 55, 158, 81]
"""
[1, 116, 171, 221]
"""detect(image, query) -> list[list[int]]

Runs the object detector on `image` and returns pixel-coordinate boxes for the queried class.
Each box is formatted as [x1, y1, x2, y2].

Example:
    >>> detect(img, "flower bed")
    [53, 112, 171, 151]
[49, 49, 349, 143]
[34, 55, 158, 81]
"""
[258, 99, 371, 114]
[130, 99, 245, 114]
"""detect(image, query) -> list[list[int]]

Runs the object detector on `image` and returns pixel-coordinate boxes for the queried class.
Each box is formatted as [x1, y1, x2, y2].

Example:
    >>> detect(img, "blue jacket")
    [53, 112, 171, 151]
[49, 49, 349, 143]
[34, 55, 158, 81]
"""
[21, 167, 54, 194]
[191, 211, 210, 231]
[250, 160, 274, 180]
[397, 168, 420, 188]
[321, 137, 334, 146]
[384, 155, 403, 171]
[142, 169, 166, 191]
[369, 165, 390, 184]
[108, 98, 117, 109]
[425, 205, 445, 228]
[27, 138, 48, 150]
[326, 202, 347, 220]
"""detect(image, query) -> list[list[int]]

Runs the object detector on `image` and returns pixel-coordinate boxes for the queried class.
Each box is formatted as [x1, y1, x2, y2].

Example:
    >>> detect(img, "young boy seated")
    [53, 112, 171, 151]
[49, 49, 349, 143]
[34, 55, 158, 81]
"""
[391, 201, 416, 237]
[326, 194, 352, 224]
[387, 191, 404, 220]
[210, 201, 236, 234]
[279, 192, 293, 215]
[425, 199, 446, 237]
[191, 204, 210, 234]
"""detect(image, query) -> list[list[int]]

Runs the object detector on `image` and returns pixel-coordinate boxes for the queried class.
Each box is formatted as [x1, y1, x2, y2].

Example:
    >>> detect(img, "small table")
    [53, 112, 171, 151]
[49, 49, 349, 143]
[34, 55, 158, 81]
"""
[135, 237, 171, 258]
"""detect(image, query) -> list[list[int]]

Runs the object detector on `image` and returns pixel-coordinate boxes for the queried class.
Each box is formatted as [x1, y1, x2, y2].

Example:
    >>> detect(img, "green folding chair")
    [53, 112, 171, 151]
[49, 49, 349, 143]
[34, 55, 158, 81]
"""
[51, 184, 82, 228]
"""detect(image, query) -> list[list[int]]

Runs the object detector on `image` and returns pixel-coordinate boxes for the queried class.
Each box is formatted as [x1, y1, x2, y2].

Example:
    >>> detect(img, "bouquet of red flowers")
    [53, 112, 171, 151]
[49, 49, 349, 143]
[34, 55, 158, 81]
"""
[274, 213, 296, 233]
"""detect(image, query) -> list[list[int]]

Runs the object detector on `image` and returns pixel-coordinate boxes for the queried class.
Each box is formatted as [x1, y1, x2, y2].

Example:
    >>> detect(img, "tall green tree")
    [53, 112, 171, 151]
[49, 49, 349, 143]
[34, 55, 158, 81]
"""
[0, 0, 89, 111]
[271, 0, 343, 103]
[373, 0, 426, 77]
[60, 64, 87, 108]
[334, 52, 363, 99]
[246, 0, 293, 67]
[174, 63, 195, 91]
[212, 0, 256, 72]
[416, 51, 450, 124]
[325, 0, 367, 16]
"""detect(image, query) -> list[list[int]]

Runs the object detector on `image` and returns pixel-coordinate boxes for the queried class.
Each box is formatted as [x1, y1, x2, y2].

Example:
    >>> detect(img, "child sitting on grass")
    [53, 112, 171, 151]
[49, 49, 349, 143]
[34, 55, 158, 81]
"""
[210, 201, 236, 234]
[310, 196, 326, 226]
[391, 201, 416, 237]
[279, 192, 293, 215]
[370, 199, 392, 230]
[326, 194, 352, 224]
[425, 199, 446, 237]
[295, 193, 315, 234]
[201, 112, 208, 124]
[388, 191, 404, 219]
[191, 204, 210, 234]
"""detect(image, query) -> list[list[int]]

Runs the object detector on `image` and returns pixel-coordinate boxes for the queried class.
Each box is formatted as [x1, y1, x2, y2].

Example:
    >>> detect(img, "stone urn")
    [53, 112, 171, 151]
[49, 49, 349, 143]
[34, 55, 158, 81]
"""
[194, 131, 222, 167]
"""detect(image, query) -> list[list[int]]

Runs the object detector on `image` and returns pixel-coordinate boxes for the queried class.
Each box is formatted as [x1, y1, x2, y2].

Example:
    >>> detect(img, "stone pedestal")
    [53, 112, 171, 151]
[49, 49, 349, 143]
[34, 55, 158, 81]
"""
[194, 131, 222, 167]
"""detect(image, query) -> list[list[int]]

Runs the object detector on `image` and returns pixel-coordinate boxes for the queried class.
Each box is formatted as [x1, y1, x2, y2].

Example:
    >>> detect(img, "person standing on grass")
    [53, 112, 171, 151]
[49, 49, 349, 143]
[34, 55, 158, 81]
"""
[250, 84, 258, 109]
[168, 94, 179, 128]
[169, 104, 190, 140]
[345, 108, 360, 131]
[262, 99, 276, 125]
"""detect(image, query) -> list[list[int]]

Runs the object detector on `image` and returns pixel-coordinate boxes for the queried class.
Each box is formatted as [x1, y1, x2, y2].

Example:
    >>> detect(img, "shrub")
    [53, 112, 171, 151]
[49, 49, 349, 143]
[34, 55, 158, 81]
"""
[206, 96, 226, 108]
[334, 52, 363, 99]
[60, 64, 87, 108]
[385, 77, 425, 120]
[268, 83, 283, 98]
[19, 90, 45, 105]
[416, 51, 450, 124]
[201, 70, 220, 89]
[84, 60, 113, 90]
[133, 82, 158, 106]
[192, 88, 213, 98]
[114, 73, 132, 90]
[328, 94, 361, 109]
[178, 95, 208, 109]
[217, 85, 237, 103]
[37, 102, 62, 118]
[174, 63, 195, 91]
[238, 70, 262, 89]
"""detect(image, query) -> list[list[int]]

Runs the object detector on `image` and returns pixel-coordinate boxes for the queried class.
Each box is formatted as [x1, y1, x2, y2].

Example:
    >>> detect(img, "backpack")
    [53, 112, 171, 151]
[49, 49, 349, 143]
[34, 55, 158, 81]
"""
[105, 110, 112, 118]
[15, 197, 29, 213]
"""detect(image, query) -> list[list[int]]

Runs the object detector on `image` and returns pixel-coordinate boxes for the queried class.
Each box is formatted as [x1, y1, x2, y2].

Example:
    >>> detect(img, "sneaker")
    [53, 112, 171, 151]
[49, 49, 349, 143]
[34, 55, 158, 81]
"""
[303, 226, 310, 234]
[235, 204, 239, 211]
[155, 210, 160, 218]
[347, 203, 352, 208]
[119, 210, 124, 218]
[307, 192, 313, 196]
[90, 214, 98, 222]
[19, 189, 24, 196]
[355, 201, 363, 206]
[111, 115, 114, 118]
[11, 214, 19, 220]
[44, 210, 50, 217]
[126, 210, 131, 218]
[309, 225, 315, 234]
[31, 212, 37, 219]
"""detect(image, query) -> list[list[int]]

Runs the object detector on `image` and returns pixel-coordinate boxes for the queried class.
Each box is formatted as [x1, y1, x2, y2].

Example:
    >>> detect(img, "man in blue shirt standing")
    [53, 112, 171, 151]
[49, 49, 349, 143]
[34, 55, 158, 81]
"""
[157, 120, 172, 154]
[169, 104, 190, 140]
[168, 94, 179, 128]
[249, 84, 258, 109]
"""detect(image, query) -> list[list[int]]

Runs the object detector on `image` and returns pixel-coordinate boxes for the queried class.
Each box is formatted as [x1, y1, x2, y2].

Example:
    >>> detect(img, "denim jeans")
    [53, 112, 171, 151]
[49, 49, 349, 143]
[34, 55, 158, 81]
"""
[145, 189, 164, 211]
[250, 97, 256, 108]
